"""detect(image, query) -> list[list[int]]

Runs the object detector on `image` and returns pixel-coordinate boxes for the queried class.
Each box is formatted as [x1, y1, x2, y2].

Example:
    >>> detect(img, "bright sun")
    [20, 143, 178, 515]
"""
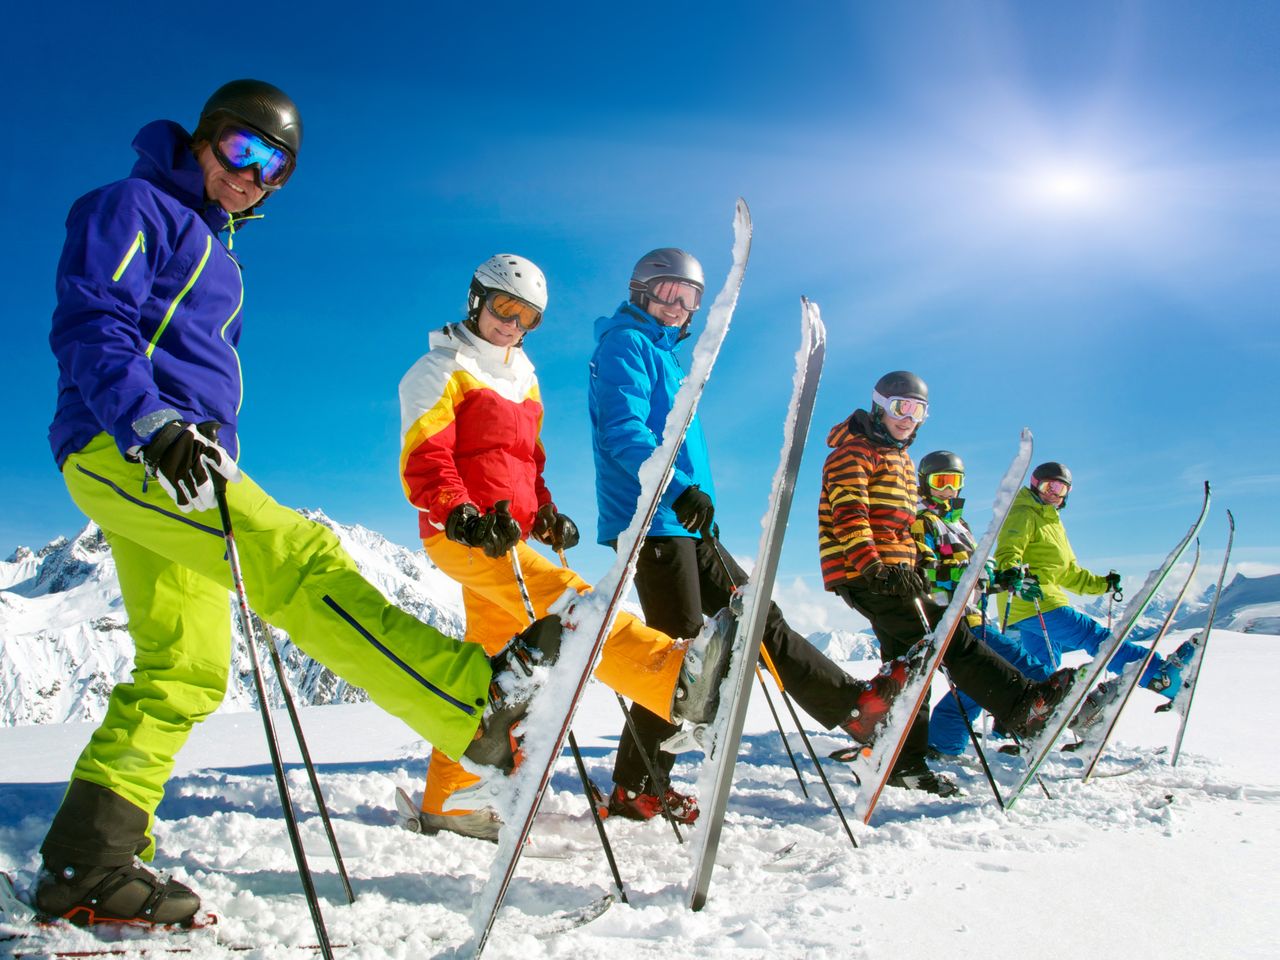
[1020, 163, 1115, 213]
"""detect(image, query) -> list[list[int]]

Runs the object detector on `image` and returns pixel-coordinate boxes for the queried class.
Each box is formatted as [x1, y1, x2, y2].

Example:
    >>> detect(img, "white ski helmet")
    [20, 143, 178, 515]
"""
[468, 253, 548, 322]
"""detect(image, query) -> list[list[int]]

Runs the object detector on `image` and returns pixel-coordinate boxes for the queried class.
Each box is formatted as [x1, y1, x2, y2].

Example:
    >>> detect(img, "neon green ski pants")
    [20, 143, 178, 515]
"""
[59, 434, 490, 857]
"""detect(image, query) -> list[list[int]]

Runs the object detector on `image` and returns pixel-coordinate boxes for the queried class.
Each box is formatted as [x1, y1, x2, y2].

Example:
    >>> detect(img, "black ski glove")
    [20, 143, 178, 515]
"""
[1105, 570, 1122, 592]
[673, 485, 715, 535]
[531, 503, 580, 551]
[446, 500, 523, 558]
[139, 420, 240, 514]
[864, 561, 924, 597]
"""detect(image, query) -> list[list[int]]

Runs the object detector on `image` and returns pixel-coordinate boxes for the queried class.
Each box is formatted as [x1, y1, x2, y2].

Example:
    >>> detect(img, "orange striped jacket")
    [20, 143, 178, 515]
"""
[818, 410, 918, 590]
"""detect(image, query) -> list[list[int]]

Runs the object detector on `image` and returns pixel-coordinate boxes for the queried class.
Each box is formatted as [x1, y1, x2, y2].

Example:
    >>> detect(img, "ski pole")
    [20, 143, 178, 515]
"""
[755, 665, 810, 798]
[509, 546, 629, 900]
[912, 598, 1003, 810]
[1032, 598, 1060, 671]
[216, 490, 334, 960]
[258, 622, 354, 905]
[551, 550, 688, 843]
[753, 645, 809, 796]
[703, 535, 859, 851]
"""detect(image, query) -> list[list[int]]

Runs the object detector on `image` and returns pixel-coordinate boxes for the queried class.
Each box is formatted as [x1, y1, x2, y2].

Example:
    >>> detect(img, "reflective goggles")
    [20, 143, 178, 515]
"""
[873, 390, 929, 424]
[926, 471, 964, 492]
[486, 291, 543, 332]
[212, 123, 296, 190]
[644, 278, 703, 313]
[1035, 478, 1071, 498]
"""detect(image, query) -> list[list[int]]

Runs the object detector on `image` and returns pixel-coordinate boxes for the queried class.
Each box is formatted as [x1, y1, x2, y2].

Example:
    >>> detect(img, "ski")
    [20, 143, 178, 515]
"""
[686, 296, 826, 912]
[1006, 482, 1211, 807]
[0, 872, 339, 956]
[465, 198, 753, 957]
[848, 429, 1034, 825]
[1168, 510, 1235, 766]
[1076, 541, 1201, 782]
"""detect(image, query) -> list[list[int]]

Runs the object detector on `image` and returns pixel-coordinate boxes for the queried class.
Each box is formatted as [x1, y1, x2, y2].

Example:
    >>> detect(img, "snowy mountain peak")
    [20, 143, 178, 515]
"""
[0, 512, 466, 727]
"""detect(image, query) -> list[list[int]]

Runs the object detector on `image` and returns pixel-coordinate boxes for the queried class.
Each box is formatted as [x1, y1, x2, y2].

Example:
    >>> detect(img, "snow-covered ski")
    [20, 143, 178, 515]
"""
[1076, 541, 1201, 782]
[686, 297, 826, 912]
[465, 198, 753, 958]
[1167, 510, 1235, 766]
[1006, 482, 1211, 807]
[848, 429, 1034, 825]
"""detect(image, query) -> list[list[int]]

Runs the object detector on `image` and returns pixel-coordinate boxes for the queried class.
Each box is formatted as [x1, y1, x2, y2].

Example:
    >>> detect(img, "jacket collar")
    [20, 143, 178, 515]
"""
[130, 119, 261, 238]
[596, 302, 686, 350]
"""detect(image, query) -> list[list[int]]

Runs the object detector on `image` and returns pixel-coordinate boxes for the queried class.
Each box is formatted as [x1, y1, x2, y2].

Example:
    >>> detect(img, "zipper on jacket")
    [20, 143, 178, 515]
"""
[111, 231, 147, 282]
[145, 235, 212, 359]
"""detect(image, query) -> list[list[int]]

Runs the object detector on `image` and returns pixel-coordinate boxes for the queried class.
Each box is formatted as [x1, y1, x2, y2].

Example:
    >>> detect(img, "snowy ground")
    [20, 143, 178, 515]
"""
[1, 630, 1276, 959]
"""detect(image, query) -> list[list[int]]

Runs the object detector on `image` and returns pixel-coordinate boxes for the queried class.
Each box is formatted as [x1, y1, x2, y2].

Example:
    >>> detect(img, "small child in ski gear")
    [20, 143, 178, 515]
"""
[36, 80, 509, 926]
[588, 248, 902, 817]
[911, 452, 1056, 757]
[994, 462, 1189, 699]
[819, 373, 1079, 784]
[398, 253, 734, 836]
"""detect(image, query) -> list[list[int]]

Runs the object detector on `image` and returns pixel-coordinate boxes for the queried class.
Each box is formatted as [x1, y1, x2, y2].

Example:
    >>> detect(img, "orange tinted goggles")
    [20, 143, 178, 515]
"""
[926, 472, 964, 491]
[487, 292, 542, 332]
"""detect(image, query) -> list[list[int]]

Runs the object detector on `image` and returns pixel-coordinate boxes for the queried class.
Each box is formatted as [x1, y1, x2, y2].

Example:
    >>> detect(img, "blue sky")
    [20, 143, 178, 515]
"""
[3, 1, 1276, 633]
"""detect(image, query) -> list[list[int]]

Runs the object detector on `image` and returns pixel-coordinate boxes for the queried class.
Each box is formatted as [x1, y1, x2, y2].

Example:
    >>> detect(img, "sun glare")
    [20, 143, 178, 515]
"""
[1020, 163, 1115, 214]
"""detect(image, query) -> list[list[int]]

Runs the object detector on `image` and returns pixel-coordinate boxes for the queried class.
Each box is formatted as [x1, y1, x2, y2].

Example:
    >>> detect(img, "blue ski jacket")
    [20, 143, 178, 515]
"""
[588, 302, 715, 544]
[49, 120, 252, 467]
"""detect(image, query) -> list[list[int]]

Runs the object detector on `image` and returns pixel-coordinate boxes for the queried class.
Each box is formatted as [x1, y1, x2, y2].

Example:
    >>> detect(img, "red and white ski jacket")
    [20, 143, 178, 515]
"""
[399, 323, 553, 539]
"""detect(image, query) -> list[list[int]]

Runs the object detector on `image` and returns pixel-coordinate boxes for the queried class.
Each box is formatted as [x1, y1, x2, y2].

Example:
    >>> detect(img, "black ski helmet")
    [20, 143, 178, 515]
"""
[873, 370, 928, 403]
[196, 79, 303, 158]
[628, 248, 704, 308]
[1031, 462, 1073, 487]
[919, 450, 965, 494]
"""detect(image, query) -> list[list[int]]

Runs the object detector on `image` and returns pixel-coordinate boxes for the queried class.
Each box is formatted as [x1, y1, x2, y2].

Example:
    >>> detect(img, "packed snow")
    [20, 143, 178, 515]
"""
[1, 626, 1276, 959]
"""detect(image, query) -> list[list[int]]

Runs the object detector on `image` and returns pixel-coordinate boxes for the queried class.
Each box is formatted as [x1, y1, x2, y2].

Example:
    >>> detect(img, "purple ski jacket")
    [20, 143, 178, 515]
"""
[49, 120, 253, 467]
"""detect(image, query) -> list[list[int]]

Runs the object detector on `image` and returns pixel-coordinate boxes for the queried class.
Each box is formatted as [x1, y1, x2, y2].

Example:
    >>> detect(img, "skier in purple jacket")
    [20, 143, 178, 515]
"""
[34, 80, 525, 927]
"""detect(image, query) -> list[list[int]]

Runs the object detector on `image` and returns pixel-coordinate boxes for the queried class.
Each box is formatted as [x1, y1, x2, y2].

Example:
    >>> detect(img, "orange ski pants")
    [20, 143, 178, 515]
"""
[420, 534, 686, 816]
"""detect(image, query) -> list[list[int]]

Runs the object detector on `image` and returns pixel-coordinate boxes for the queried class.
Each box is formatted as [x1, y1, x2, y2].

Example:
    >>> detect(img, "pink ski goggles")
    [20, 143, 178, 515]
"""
[1035, 478, 1071, 497]
[644, 278, 703, 313]
[873, 391, 928, 424]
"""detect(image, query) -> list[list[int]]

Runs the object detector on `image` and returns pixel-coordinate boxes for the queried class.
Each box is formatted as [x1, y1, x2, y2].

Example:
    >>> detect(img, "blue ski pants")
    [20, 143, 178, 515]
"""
[928, 621, 1053, 756]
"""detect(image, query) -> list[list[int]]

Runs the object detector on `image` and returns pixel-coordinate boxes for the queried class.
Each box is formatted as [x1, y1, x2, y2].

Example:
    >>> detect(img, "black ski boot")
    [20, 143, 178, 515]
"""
[887, 759, 960, 797]
[33, 860, 200, 927]
[464, 614, 563, 772]
[1005, 667, 1080, 739]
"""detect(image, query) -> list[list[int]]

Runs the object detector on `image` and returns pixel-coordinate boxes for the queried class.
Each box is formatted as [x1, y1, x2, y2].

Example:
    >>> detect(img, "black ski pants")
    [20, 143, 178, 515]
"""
[612, 534, 865, 792]
[834, 579, 1035, 769]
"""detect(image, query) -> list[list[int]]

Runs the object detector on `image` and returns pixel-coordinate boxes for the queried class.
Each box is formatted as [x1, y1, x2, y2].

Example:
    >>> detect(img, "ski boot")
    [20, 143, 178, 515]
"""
[1146, 639, 1198, 697]
[838, 658, 911, 744]
[1069, 676, 1124, 731]
[1005, 667, 1080, 739]
[33, 859, 201, 927]
[464, 615, 563, 772]
[416, 808, 503, 843]
[607, 783, 700, 824]
[672, 608, 738, 725]
[886, 759, 960, 797]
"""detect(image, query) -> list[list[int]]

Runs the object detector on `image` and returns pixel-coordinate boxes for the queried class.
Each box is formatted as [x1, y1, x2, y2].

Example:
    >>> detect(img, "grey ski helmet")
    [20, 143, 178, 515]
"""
[628, 248, 705, 308]
[919, 450, 965, 494]
[196, 79, 303, 159]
